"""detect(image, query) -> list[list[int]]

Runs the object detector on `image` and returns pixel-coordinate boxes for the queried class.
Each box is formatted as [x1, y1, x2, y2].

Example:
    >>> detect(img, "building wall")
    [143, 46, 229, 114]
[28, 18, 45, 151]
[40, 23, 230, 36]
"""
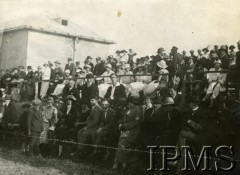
[0, 30, 28, 70]
[74, 39, 110, 66]
[27, 31, 74, 70]
[27, 31, 111, 71]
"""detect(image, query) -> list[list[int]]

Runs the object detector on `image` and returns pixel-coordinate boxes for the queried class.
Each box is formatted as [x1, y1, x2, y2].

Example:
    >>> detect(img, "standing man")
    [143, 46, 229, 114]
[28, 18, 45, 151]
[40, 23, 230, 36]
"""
[54, 60, 64, 78]
[94, 57, 105, 76]
[82, 73, 99, 105]
[84, 56, 94, 72]
[26, 66, 35, 101]
[65, 57, 76, 76]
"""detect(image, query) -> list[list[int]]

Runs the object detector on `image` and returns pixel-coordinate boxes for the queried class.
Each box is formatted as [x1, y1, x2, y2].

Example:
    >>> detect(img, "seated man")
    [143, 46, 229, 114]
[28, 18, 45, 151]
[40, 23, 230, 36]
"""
[75, 96, 102, 155]
[91, 99, 116, 159]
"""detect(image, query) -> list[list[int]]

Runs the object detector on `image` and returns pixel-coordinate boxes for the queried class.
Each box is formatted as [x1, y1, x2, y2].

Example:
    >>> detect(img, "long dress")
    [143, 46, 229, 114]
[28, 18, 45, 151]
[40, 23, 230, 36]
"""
[114, 106, 142, 163]
[40, 106, 57, 143]
[40, 67, 51, 98]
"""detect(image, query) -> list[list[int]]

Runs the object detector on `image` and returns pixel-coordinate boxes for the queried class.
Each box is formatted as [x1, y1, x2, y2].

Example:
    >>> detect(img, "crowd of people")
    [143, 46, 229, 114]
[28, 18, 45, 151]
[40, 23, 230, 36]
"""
[0, 41, 240, 173]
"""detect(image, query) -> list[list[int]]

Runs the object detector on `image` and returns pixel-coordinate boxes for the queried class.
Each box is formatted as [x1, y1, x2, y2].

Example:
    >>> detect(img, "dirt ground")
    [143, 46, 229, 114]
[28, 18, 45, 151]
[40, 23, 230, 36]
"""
[0, 156, 66, 175]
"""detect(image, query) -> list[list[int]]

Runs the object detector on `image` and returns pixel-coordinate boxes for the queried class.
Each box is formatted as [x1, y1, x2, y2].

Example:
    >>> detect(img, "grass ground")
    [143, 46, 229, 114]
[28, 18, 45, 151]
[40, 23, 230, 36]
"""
[0, 141, 118, 175]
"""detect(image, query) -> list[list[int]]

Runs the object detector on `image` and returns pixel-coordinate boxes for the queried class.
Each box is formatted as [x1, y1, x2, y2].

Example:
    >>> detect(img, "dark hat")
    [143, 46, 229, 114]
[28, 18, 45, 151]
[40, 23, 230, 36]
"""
[122, 50, 127, 53]
[47, 97, 54, 103]
[229, 45, 235, 50]
[96, 57, 101, 61]
[172, 46, 178, 50]
[22, 102, 31, 108]
[54, 60, 61, 64]
[48, 61, 53, 66]
[202, 48, 209, 52]
[76, 61, 80, 64]
[27, 66, 32, 69]
[86, 56, 92, 59]
[86, 73, 94, 79]
[68, 57, 73, 61]
[118, 97, 127, 106]
[157, 48, 165, 53]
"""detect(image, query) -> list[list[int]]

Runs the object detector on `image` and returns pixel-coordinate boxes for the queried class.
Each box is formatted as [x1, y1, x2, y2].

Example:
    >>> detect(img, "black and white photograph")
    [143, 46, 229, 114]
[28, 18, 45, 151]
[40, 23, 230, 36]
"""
[0, 0, 240, 174]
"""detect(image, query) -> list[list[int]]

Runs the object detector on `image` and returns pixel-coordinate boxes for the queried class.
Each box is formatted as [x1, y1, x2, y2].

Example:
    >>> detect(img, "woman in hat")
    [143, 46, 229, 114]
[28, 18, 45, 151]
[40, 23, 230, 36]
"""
[40, 63, 51, 99]
[203, 59, 226, 106]
[40, 97, 57, 144]
[102, 63, 114, 84]
[157, 60, 169, 88]
[55, 95, 78, 157]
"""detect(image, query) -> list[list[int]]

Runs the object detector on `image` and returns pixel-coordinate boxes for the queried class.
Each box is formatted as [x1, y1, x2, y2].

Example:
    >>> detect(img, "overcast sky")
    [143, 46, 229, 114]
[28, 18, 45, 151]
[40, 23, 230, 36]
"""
[0, 0, 240, 57]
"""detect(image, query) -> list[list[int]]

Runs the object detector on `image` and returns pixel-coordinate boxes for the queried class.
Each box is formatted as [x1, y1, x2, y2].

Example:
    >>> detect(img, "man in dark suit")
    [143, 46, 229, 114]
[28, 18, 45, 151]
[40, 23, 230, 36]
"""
[94, 57, 105, 76]
[92, 99, 116, 158]
[62, 77, 79, 102]
[54, 60, 64, 78]
[82, 73, 99, 105]
[76, 96, 102, 154]
[168, 86, 185, 113]
[104, 73, 126, 121]
[1, 95, 18, 141]
[65, 57, 76, 76]
[104, 73, 126, 106]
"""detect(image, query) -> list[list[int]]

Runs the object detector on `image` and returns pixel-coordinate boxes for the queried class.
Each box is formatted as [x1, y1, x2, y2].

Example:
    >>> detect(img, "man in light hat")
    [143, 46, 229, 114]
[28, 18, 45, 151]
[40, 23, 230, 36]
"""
[27, 99, 43, 157]
[54, 60, 64, 78]
[94, 57, 105, 76]
[65, 57, 76, 76]
[102, 63, 114, 84]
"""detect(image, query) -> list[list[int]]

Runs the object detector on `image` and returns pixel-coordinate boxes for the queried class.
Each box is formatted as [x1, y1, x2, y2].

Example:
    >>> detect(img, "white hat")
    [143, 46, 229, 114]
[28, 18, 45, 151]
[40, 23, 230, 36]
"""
[65, 69, 70, 74]
[124, 64, 130, 69]
[76, 69, 81, 73]
[105, 63, 112, 70]
[237, 40, 240, 45]
[214, 59, 222, 65]
[84, 65, 91, 69]
[157, 60, 168, 69]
